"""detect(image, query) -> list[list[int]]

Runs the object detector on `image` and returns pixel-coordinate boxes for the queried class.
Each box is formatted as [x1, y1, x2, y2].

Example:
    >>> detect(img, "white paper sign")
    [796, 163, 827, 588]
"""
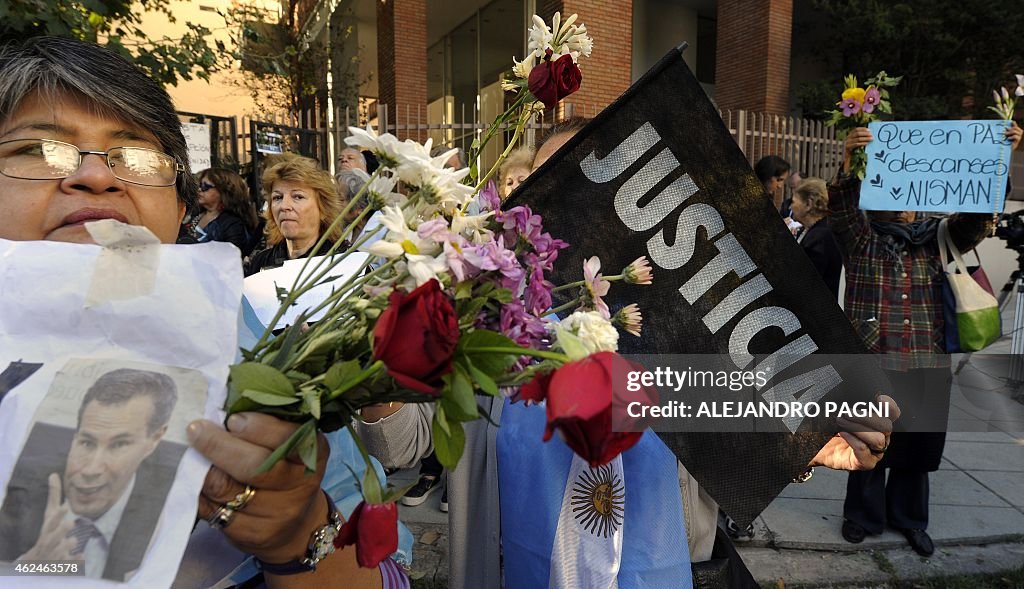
[0, 235, 243, 588]
[181, 123, 212, 174]
[242, 253, 370, 329]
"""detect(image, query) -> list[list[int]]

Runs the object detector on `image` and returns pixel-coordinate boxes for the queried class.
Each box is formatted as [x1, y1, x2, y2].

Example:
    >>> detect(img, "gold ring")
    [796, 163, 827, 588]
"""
[208, 505, 236, 529]
[226, 485, 256, 511]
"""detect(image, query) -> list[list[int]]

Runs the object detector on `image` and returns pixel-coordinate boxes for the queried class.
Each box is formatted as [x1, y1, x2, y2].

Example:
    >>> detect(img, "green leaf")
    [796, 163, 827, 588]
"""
[489, 288, 514, 304]
[466, 360, 499, 396]
[230, 362, 295, 397]
[256, 420, 315, 474]
[324, 359, 362, 391]
[552, 325, 589, 361]
[292, 332, 345, 367]
[454, 280, 473, 300]
[435, 403, 451, 436]
[456, 297, 488, 325]
[443, 365, 478, 421]
[241, 389, 301, 406]
[300, 388, 322, 419]
[458, 329, 521, 375]
[270, 312, 307, 369]
[432, 417, 465, 469]
[296, 424, 319, 474]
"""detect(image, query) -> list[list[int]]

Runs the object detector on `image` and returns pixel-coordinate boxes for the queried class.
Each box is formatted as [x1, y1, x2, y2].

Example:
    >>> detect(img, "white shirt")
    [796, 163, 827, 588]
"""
[64, 475, 135, 579]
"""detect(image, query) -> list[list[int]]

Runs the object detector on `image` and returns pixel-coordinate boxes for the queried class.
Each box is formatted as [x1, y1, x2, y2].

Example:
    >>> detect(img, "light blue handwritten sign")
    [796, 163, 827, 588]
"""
[861, 120, 1012, 213]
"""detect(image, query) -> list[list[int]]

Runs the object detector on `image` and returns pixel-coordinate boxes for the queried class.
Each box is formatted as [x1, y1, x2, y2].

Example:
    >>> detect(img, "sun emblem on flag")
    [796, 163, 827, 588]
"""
[570, 464, 624, 538]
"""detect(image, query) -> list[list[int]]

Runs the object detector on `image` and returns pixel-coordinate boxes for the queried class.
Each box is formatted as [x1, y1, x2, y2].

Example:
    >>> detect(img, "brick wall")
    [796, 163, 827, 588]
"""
[539, 0, 633, 119]
[376, 0, 428, 140]
[714, 0, 792, 115]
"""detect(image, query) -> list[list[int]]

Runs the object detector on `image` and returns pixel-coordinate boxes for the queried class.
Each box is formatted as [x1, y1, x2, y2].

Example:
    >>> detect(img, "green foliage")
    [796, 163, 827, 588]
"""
[802, 0, 1024, 120]
[0, 0, 222, 87]
[219, 0, 366, 118]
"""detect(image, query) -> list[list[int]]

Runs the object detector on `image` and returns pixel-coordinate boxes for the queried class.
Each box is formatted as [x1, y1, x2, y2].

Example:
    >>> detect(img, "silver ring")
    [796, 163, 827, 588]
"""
[208, 505, 236, 529]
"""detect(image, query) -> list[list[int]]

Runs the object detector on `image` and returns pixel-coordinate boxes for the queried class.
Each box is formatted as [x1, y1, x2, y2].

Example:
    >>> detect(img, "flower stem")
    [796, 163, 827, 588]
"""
[346, 422, 384, 504]
[551, 280, 585, 293]
[469, 347, 570, 363]
[548, 298, 584, 316]
[326, 360, 386, 402]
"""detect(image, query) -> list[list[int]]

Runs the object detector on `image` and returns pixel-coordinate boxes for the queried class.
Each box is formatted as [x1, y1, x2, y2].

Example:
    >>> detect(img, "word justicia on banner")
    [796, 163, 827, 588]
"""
[508, 44, 891, 526]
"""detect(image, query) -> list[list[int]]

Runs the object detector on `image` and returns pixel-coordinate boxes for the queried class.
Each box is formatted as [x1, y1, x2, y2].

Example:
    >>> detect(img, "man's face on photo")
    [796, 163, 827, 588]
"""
[64, 397, 165, 520]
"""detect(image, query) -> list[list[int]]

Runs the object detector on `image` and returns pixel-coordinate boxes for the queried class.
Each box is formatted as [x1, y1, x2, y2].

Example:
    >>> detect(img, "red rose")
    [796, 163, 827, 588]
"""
[334, 501, 399, 568]
[525, 352, 654, 467]
[528, 53, 583, 110]
[373, 279, 459, 394]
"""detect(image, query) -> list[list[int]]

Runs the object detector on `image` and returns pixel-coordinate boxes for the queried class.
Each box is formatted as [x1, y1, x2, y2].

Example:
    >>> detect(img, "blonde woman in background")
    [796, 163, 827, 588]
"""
[246, 157, 344, 276]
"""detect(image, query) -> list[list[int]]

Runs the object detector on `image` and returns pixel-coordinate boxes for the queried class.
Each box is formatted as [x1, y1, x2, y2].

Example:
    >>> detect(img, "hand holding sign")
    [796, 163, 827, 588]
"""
[860, 120, 1014, 213]
[1008, 121, 1023, 151]
[810, 394, 900, 471]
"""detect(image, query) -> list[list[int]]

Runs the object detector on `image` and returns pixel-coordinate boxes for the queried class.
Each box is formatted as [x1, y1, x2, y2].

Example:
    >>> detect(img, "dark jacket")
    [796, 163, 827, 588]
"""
[245, 239, 336, 277]
[200, 212, 251, 255]
[798, 218, 843, 300]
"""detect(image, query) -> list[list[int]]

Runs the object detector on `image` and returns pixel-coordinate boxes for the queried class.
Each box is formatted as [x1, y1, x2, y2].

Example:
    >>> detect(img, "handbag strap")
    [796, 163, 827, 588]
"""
[938, 217, 971, 275]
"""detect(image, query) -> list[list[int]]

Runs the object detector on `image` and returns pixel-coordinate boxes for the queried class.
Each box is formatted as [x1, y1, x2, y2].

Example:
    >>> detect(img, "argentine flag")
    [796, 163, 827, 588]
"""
[498, 399, 692, 589]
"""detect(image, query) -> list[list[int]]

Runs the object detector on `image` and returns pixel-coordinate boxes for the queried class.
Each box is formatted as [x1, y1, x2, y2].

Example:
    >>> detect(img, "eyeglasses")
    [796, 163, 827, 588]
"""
[199, 182, 217, 192]
[0, 138, 185, 187]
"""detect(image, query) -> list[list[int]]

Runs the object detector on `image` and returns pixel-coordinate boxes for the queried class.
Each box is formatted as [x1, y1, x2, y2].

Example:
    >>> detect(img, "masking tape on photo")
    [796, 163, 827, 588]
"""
[85, 219, 161, 306]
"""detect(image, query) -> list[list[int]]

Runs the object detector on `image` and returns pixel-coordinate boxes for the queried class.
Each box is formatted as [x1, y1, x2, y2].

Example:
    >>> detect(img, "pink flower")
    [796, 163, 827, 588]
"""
[612, 303, 643, 337]
[862, 86, 880, 114]
[622, 256, 653, 285]
[500, 302, 548, 347]
[416, 218, 450, 242]
[841, 98, 862, 117]
[464, 237, 525, 292]
[442, 234, 477, 282]
[583, 256, 611, 318]
[476, 180, 502, 212]
[525, 266, 554, 315]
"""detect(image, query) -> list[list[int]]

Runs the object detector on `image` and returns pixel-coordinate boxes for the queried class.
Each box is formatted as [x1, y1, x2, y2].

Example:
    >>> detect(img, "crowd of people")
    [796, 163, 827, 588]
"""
[0, 33, 1020, 589]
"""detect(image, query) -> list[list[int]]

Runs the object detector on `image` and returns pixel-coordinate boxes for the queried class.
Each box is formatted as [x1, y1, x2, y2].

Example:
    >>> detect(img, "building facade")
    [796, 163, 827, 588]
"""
[298, 0, 798, 142]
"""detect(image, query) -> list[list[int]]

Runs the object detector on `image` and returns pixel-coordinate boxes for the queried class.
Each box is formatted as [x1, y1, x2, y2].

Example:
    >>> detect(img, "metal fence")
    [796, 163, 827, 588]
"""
[202, 103, 845, 182]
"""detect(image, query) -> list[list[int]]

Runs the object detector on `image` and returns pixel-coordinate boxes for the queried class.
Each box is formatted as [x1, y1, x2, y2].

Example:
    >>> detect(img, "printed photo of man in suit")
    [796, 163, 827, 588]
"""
[0, 368, 186, 581]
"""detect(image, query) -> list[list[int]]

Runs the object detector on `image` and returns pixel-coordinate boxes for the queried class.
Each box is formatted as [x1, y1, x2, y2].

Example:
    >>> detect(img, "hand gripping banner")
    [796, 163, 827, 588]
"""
[507, 45, 889, 527]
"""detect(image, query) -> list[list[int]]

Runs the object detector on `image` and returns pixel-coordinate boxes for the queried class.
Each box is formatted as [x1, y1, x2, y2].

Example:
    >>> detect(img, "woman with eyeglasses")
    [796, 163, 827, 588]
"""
[245, 157, 344, 276]
[0, 37, 408, 588]
[180, 168, 260, 256]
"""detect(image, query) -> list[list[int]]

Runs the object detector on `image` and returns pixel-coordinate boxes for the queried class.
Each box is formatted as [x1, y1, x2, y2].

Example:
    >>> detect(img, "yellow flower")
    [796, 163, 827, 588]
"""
[842, 87, 866, 103]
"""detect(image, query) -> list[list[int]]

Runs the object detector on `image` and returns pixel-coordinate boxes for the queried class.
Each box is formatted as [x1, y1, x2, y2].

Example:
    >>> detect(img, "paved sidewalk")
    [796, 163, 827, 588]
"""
[394, 302, 1024, 587]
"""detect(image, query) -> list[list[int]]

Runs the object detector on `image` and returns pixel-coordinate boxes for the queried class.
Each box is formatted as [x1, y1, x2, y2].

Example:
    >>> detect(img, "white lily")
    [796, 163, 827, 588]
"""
[512, 53, 536, 79]
[527, 14, 553, 57]
[364, 205, 440, 259]
[364, 174, 402, 209]
[345, 125, 402, 168]
[451, 210, 495, 240]
[405, 253, 449, 288]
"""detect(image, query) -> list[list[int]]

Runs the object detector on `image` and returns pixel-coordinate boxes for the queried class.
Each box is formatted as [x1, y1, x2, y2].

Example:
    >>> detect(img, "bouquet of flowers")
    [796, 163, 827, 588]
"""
[825, 72, 901, 178]
[988, 74, 1024, 120]
[227, 13, 655, 566]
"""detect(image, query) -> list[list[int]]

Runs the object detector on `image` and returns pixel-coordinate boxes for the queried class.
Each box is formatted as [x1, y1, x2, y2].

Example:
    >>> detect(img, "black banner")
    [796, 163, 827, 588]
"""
[508, 46, 888, 526]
